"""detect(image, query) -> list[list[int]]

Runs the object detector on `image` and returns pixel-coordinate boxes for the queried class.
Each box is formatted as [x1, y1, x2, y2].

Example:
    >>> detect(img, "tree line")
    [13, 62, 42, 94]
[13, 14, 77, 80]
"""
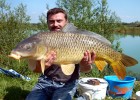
[0, 0, 121, 74]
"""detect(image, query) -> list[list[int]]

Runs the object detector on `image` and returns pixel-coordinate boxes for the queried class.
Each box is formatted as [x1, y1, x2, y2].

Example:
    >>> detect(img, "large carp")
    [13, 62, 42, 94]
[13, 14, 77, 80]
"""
[9, 32, 138, 79]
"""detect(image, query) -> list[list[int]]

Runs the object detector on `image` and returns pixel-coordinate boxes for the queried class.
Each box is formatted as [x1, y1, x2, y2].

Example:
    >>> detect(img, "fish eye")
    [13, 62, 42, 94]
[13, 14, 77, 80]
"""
[25, 45, 31, 50]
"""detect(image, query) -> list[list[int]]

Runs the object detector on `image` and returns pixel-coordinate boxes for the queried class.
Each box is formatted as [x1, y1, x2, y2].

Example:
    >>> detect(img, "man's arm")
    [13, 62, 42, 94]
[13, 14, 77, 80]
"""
[28, 51, 56, 73]
[31, 60, 41, 73]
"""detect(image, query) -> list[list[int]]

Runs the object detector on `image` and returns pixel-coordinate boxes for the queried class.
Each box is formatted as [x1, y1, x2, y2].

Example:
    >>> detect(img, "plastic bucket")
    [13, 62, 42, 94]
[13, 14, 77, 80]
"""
[136, 91, 140, 100]
[104, 75, 136, 99]
[78, 77, 108, 100]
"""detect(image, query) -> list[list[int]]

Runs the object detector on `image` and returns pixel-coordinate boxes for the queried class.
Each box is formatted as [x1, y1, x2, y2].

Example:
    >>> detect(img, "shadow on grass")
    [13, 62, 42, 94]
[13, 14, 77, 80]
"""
[3, 86, 30, 100]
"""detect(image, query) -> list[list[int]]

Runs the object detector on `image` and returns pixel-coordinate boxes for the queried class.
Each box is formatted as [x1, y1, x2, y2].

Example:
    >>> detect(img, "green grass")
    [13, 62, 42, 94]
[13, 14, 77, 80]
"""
[0, 71, 140, 100]
[0, 73, 39, 100]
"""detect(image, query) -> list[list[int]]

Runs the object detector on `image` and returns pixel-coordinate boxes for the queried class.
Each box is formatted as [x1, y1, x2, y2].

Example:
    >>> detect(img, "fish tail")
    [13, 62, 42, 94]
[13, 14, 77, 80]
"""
[121, 54, 138, 67]
[111, 61, 126, 79]
[111, 54, 138, 79]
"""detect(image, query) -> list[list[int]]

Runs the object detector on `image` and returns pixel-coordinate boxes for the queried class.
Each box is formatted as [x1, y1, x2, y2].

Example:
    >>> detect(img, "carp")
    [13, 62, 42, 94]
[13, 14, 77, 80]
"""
[9, 32, 138, 79]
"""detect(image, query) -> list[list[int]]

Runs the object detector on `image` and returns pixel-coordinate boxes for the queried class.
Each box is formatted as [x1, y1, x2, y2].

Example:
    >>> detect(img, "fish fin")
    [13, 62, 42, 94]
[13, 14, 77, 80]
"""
[28, 59, 36, 71]
[111, 54, 138, 79]
[62, 23, 77, 32]
[62, 23, 111, 45]
[34, 44, 47, 60]
[111, 61, 126, 80]
[40, 59, 45, 74]
[94, 60, 107, 71]
[60, 64, 75, 75]
[121, 54, 138, 67]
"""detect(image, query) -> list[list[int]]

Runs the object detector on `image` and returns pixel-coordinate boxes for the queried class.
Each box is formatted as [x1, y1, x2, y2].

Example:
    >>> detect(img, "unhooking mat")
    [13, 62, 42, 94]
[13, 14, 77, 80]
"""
[0, 67, 31, 81]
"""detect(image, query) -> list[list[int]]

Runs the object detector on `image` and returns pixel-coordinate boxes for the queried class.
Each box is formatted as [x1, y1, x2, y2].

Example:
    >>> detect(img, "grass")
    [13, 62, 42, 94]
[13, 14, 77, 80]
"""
[0, 73, 39, 100]
[0, 71, 140, 100]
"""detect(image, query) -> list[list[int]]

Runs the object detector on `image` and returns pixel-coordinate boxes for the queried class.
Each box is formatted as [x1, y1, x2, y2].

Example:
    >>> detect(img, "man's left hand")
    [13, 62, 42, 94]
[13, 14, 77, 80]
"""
[80, 50, 96, 72]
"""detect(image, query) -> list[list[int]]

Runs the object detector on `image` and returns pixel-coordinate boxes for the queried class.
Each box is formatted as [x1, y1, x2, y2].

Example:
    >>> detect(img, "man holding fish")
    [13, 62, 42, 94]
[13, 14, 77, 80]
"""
[26, 8, 96, 100]
[9, 7, 138, 100]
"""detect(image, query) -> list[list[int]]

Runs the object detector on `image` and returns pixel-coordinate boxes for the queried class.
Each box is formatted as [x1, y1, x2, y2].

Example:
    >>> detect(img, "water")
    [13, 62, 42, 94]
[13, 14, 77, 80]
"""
[114, 34, 140, 75]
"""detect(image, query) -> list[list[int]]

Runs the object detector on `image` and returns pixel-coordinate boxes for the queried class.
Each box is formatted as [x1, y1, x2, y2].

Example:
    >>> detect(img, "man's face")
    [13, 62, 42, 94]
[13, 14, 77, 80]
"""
[47, 13, 68, 31]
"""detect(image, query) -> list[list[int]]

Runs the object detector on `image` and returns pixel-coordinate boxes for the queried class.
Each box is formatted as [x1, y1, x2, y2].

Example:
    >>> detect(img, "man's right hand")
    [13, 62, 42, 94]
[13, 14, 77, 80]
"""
[45, 51, 56, 67]
[31, 51, 56, 73]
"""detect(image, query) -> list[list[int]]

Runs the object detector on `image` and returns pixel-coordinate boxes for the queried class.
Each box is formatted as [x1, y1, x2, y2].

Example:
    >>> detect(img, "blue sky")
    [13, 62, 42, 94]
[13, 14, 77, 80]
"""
[6, 0, 140, 23]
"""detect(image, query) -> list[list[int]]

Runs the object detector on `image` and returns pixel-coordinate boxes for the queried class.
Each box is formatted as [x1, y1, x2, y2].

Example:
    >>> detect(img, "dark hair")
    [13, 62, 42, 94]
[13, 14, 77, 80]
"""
[47, 8, 68, 21]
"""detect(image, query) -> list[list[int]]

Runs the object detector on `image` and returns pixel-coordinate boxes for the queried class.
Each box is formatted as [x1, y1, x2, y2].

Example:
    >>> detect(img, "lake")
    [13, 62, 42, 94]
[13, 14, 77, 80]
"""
[114, 34, 140, 76]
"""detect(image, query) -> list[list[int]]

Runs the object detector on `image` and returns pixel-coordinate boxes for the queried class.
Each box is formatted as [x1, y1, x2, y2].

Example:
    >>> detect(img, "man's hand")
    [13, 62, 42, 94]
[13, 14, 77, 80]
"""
[45, 51, 56, 67]
[32, 51, 56, 73]
[80, 50, 96, 73]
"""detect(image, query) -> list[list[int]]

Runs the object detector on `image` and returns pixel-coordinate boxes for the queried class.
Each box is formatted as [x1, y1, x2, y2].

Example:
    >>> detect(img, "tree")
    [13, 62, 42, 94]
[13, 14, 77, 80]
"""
[0, 0, 31, 73]
[38, 4, 49, 31]
[56, 0, 97, 30]
[94, 0, 121, 42]
[56, 0, 121, 42]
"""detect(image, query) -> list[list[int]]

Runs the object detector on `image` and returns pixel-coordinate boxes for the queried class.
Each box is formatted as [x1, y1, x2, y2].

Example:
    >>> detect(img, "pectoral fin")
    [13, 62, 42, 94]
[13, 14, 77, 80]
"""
[61, 64, 75, 75]
[28, 59, 36, 71]
[40, 59, 45, 74]
[94, 60, 107, 71]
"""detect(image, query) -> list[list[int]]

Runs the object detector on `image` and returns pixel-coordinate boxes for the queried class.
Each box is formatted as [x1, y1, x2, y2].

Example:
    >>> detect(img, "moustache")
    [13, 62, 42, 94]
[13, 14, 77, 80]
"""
[51, 26, 61, 30]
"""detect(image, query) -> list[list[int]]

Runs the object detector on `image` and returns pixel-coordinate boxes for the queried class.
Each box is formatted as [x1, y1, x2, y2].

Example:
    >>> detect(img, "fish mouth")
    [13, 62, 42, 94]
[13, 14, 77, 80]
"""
[8, 52, 21, 60]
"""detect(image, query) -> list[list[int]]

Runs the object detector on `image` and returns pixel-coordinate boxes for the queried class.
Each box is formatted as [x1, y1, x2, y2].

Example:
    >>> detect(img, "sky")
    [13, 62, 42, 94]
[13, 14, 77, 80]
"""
[6, 0, 140, 23]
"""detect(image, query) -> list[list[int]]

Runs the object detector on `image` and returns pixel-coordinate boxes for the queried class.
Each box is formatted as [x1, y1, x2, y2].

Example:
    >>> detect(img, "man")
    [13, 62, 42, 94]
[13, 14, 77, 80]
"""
[26, 8, 95, 100]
